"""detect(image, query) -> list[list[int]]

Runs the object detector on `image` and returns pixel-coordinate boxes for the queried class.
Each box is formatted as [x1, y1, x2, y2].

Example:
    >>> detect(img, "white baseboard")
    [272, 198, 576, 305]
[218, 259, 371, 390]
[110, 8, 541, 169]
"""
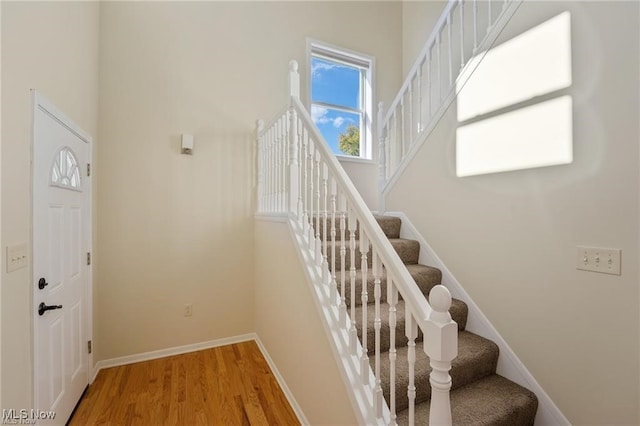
[89, 333, 308, 425]
[253, 336, 310, 426]
[91, 333, 256, 382]
[385, 211, 570, 426]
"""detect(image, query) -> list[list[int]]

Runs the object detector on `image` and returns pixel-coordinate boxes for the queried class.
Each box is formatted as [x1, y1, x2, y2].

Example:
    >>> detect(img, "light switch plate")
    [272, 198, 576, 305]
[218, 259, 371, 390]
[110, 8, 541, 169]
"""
[6, 243, 28, 273]
[576, 246, 621, 275]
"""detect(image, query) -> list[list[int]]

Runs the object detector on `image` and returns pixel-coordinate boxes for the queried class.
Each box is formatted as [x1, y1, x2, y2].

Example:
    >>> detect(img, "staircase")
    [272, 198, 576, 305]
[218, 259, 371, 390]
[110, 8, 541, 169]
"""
[255, 1, 554, 418]
[339, 215, 539, 424]
[256, 62, 544, 423]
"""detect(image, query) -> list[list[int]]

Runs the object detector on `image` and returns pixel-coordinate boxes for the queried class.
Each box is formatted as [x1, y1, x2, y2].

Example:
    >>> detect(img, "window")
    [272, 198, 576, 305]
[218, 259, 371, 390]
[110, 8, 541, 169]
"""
[50, 146, 82, 191]
[308, 41, 373, 160]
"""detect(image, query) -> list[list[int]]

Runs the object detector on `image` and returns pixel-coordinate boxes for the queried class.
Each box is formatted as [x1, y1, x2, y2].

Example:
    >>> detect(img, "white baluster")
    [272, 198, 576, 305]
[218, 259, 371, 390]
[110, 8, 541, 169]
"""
[360, 230, 369, 384]
[297, 118, 304, 225]
[427, 51, 432, 120]
[406, 309, 418, 425]
[448, 13, 454, 87]
[348, 208, 358, 354]
[408, 79, 414, 146]
[339, 193, 348, 325]
[270, 127, 275, 213]
[424, 285, 457, 426]
[276, 119, 282, 212]
[459, 0, 466, 71]
[417, 66, 423, 134]
[263, 130, 268, 212]
[321, 162, 329, 283]
[377, 102, 387, 214]
[400, 98, 405, 157]
[267, 129, 272, 212]
[473, 0, 478, 53]
[388, 279, 398, 424]
[308, 138, 315, 245]
[303, 129, 310, 237]
[315, 150, 322, 265]
[281, 115, 287, 212]
[373, 253, 383, 418]
[488, 0, 493, 31]
[392, 109, 398, 173]
[289, 108, 299, 215]
[330, 177, 338, 304]
[273, 121, 278, 212]
[437, 32, 442, 103]
[256, 120, 264, 212]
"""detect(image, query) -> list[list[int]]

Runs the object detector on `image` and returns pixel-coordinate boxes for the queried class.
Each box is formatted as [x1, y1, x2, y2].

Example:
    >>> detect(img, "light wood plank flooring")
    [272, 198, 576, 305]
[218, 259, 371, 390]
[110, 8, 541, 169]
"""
[69, 341, 300, 425]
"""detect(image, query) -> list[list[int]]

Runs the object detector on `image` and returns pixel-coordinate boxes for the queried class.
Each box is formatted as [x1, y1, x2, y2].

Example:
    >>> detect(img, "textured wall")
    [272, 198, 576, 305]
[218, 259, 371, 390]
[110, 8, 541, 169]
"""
[387, 1, 639, 424]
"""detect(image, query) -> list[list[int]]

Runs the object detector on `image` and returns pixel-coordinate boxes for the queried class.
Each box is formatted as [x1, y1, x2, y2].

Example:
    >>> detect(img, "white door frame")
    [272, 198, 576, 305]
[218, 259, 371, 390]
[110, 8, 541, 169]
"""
[31, 90, 94, 414]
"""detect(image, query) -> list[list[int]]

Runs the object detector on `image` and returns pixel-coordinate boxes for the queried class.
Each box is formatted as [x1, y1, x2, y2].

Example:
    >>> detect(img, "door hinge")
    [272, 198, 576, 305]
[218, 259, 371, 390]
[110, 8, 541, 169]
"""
[87, 163, 91, 177]
[87, 252, 91, 266]
[88, 340, 92, 354]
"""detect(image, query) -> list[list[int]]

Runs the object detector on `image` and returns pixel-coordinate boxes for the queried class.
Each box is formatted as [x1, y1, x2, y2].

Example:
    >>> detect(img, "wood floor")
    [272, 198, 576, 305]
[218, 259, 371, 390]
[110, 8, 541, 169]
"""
[69, 341, 300, 425]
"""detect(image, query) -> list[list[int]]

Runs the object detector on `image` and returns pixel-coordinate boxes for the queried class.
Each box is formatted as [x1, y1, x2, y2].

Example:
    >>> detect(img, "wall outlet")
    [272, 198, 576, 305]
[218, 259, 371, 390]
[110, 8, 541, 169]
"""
[183, 304, 193, 317]
[6, 243, 28, 273]
[576, 246, 621, 275]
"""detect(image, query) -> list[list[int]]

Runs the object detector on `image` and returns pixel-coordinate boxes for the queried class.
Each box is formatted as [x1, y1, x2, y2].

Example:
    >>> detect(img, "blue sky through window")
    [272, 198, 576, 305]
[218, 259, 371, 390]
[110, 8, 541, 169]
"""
[311, 57, 360, 109]
[311, 57, 361, 155]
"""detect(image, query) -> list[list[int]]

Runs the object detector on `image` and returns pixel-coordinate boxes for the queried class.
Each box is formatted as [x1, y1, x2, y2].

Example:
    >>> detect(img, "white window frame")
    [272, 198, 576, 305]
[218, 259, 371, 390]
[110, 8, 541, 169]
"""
[307, 39, 375, 162]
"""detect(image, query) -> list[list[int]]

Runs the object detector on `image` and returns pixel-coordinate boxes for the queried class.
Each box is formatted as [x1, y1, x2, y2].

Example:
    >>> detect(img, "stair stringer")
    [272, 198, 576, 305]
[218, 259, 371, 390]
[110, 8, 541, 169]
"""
[385, 211, 569, 426]
[284, 215, 391, 426]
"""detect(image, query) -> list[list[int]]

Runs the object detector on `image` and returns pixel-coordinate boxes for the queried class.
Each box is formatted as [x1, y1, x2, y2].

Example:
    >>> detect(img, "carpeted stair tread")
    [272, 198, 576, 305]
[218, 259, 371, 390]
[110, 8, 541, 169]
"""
[342, 264, 442, 307]
[373, 215, 401, 238]
[313, 214, 401, 241]
[396, 374, 538, 426]
[378, 330, 499, 413]
[332, 238, 420, 270]
[355, 298, 469, 353]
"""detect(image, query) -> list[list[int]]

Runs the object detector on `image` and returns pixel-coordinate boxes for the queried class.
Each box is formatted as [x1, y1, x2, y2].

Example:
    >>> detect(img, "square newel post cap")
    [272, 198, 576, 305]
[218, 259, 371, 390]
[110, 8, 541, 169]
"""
[424, 285, 458, 361]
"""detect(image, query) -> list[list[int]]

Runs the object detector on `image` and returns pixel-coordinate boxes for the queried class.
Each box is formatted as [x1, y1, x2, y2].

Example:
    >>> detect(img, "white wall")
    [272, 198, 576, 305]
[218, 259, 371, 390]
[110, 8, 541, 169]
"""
[387, 2, 639, 424]
[1, 1, 100, 411]
[340, 160, 379, 210]
[254, 219, 358, 425]
[96, 1, 402, 362]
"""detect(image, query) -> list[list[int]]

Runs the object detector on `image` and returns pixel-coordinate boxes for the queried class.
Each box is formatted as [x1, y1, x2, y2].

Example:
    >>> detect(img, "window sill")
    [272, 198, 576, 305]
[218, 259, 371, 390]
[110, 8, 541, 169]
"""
[336, 155, 376, 165]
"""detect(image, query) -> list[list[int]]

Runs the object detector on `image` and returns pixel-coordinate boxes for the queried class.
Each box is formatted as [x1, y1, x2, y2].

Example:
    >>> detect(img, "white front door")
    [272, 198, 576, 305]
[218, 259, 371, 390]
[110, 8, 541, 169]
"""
[32, 92, 91, 425]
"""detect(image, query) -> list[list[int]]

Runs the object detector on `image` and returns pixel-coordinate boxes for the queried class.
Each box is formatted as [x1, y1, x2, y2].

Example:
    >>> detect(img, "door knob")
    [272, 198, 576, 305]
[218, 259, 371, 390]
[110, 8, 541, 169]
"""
[38, 302, 62, 316]
[38, 278, 48, 290]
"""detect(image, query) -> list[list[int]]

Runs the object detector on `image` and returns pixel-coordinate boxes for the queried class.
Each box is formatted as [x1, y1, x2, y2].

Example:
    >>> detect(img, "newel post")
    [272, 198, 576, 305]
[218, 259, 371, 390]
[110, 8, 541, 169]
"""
[256, 119, 265, 213]
[288, 60, 300, 215]
[377, 101, 387, 213]
[424, 285, 457, 426]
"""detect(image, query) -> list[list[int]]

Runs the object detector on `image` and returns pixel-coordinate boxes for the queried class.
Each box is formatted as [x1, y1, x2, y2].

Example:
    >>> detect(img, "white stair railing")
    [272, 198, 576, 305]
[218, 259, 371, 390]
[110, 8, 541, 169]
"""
[257, 61, 458, 425]
[378, 0, 523, 199]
